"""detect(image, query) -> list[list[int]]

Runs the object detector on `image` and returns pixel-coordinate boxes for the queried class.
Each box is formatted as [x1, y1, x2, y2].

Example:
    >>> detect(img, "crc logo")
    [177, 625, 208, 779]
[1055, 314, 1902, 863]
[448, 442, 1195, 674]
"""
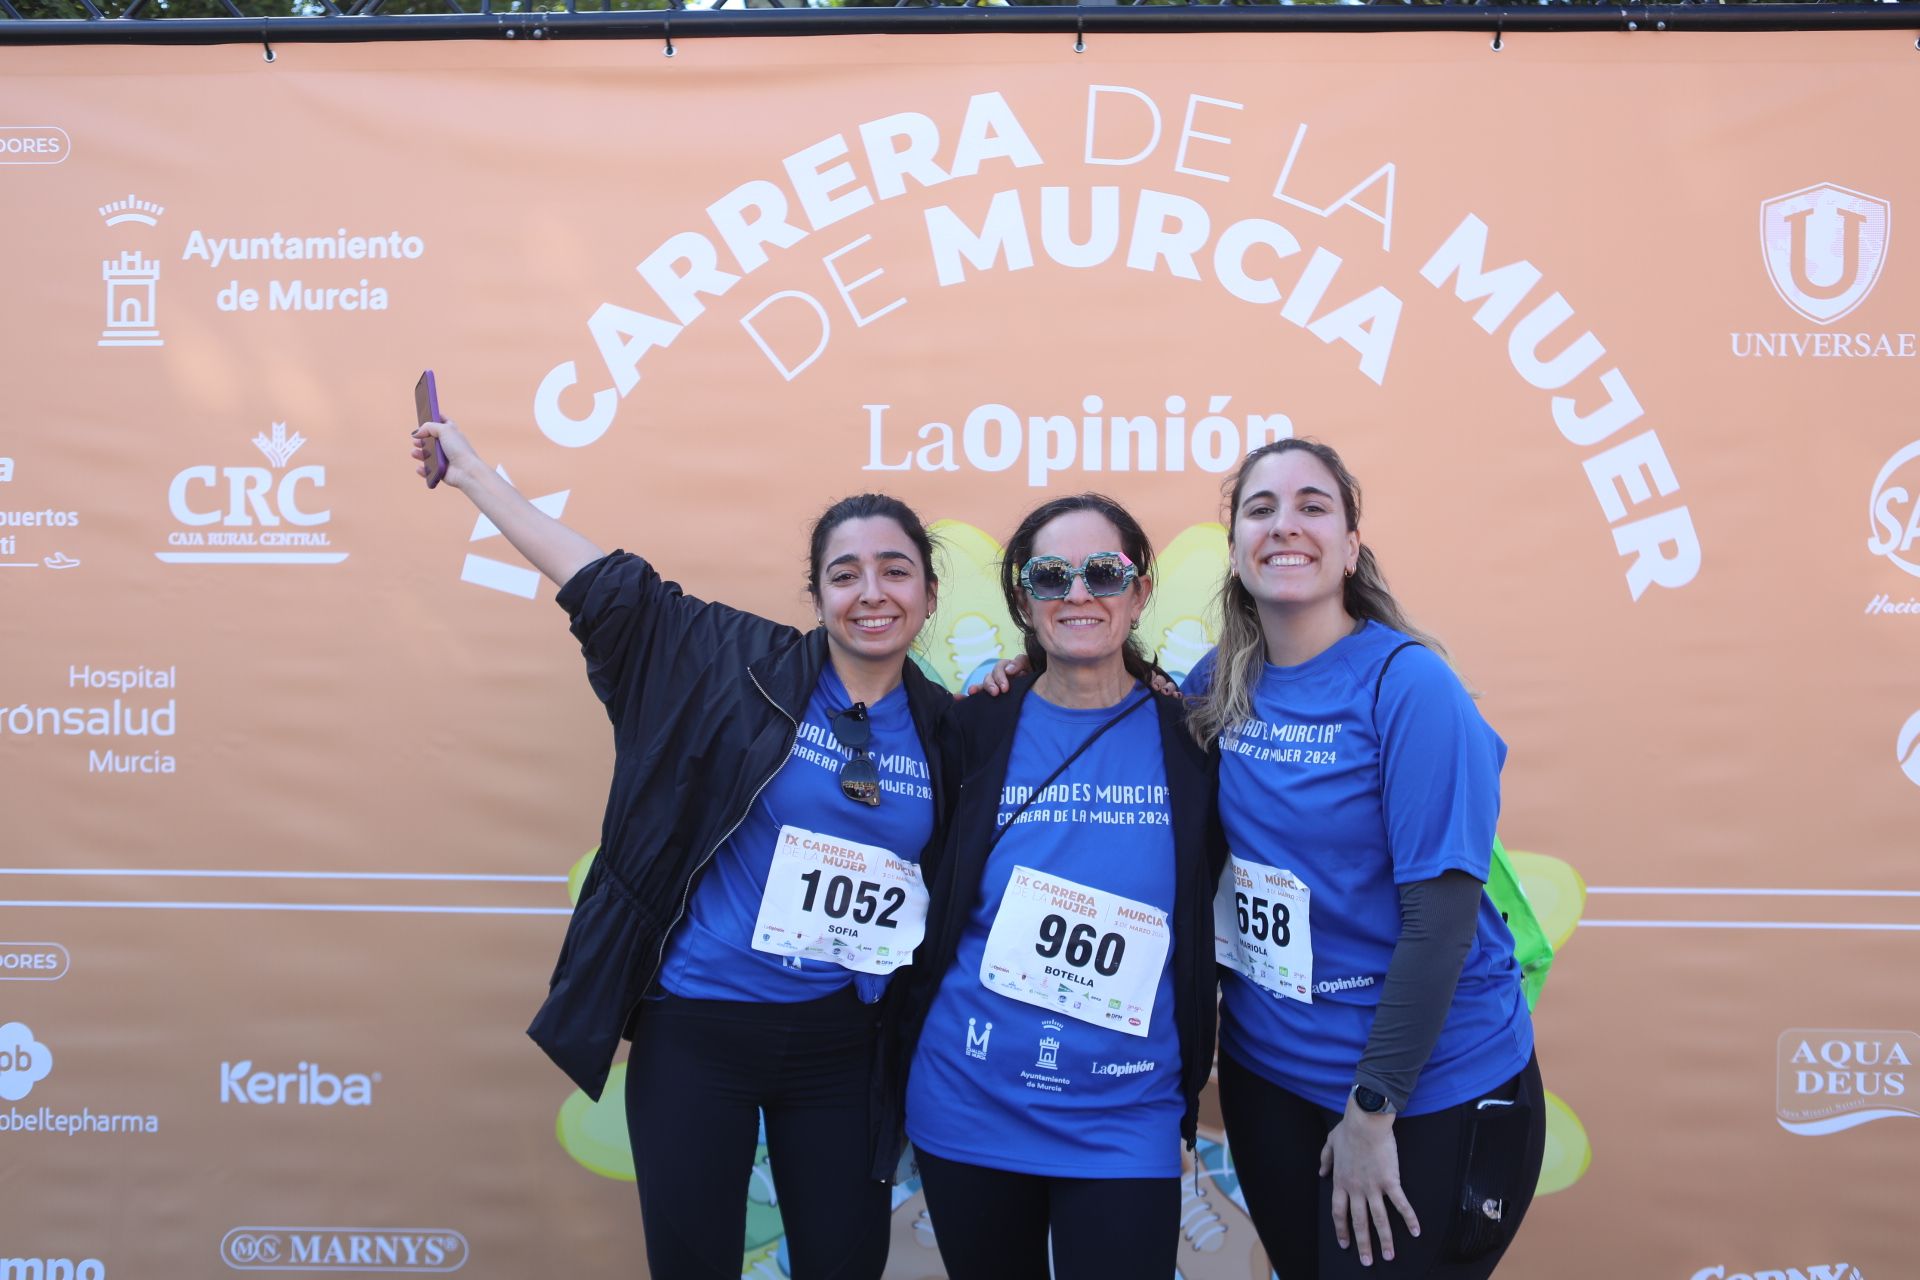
[0, 943, 71, 981]
[1760, 183, 1891, 325]
[168, 424, 327, 528]
[160, 424, 346, 565]
[220, 1061, 378, 1106]
[1777, 1029, 1918, 1135]
[0, 1022, 54, 1101]
[1867, 440, 1920, 577]
[221, 1228, 467, 1272]
[1690, 1267, 1862, 1280]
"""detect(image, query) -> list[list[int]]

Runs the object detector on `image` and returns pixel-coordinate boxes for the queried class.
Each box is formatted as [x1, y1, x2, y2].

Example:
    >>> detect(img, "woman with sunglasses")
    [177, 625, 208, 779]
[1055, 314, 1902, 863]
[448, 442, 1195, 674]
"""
[892, 493, 1224, 1280]
[411, 419, 952, 1280]
[1186, 439, 1543, 1279]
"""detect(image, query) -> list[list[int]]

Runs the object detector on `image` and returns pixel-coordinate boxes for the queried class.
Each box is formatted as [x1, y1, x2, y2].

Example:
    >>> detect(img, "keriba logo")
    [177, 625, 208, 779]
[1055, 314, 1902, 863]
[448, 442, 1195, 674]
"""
[219, 1061, 379, 1107]
[1760, 183, 1891, 325]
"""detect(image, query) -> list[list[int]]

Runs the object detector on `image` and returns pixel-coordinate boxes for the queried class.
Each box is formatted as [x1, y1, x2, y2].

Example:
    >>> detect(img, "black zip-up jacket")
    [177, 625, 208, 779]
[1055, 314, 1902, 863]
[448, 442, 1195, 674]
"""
[877, 673, 1225, 1179]
[526, 551, 955, 1125]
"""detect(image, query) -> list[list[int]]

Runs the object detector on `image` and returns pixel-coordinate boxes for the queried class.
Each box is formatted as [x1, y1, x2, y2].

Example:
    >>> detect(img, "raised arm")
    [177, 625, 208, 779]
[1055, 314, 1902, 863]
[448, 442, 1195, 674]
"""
[412, 418, 605, 588]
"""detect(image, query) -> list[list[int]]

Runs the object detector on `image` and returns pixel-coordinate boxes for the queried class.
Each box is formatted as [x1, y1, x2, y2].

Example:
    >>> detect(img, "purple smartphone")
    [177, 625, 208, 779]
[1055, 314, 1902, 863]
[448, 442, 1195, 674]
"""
[414, 370, 449, 489]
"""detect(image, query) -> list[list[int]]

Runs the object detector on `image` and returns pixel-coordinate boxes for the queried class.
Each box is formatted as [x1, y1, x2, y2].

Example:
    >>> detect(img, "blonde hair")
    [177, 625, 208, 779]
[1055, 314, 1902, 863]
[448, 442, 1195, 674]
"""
[1186, 439, 1449, 747]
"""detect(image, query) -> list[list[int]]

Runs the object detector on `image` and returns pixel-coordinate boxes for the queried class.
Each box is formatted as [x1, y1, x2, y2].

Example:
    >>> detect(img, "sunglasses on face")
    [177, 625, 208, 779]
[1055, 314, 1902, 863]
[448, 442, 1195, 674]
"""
[1018, 551, 1138, 601]
[830, 703, 881, 807]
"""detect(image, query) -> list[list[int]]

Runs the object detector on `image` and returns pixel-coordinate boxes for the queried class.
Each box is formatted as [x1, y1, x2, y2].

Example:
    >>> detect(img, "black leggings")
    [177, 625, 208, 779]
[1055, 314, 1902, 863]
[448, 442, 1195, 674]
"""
[914, 1147, 1180, 1280]
[1218, 1051, 1545, 1280]
[624, 988, 889, 1280]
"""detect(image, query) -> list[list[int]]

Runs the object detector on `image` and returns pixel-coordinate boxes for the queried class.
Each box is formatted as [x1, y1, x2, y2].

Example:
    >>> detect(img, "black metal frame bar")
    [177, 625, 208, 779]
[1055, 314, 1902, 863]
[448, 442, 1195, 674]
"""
[3, 2, 1920, 44]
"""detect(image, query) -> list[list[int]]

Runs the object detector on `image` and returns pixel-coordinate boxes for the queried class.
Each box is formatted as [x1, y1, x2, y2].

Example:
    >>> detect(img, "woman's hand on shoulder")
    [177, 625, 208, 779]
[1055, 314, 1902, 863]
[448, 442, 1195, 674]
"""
[1320, 1093, 1419, 1267]
[963, 654, 1030, 698]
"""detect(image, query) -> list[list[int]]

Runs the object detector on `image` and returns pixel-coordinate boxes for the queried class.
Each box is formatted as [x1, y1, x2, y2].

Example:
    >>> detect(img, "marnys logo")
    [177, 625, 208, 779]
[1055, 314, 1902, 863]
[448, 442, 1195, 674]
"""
[1776, 1029, 1919, 1135]
[0, 1258, 107, 1280]
[1690, 1266, 1862, 1280]
[221, 1228, 467, 1273]
[158, 424, 346, 566]
[0, 1022, 54, 1101]
[220, 1060, 379, 1106]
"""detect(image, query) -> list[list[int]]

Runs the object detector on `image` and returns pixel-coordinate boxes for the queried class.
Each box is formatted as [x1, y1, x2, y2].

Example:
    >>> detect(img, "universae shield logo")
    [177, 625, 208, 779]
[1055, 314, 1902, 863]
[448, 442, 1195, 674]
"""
[1759, 183, 1891, 325]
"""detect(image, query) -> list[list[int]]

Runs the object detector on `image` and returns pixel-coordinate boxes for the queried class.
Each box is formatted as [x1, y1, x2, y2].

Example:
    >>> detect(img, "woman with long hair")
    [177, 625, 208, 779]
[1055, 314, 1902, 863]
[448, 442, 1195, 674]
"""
[893, 493, 1224, 1280]
[1188, 439, 1544, 1279]
[412, 419, 953, 1280]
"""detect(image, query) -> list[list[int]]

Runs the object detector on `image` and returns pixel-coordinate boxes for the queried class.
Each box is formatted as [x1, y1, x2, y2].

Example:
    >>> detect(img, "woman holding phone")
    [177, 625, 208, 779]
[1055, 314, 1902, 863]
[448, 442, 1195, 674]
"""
[411, 417, 953, 1280]
[892, 493, 1223, 1280]
[1187, 438, 1543, 1278]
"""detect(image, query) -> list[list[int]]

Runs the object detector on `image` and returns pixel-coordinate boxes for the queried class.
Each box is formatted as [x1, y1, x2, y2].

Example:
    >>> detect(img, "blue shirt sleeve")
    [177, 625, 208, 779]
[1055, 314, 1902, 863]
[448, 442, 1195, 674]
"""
[1374, 646, 1506, 886]
[1179, 645, 1219, 698]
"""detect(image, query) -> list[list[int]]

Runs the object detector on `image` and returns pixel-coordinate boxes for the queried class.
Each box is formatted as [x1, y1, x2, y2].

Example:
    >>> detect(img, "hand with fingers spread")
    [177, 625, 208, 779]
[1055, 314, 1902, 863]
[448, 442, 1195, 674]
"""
[1320, 1094, 1419, 1267]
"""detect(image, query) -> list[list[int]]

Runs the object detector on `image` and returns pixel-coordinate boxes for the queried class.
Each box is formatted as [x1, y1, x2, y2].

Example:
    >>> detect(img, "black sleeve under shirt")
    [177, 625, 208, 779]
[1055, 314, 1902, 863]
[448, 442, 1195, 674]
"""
[1351, 869, 1484, 1111]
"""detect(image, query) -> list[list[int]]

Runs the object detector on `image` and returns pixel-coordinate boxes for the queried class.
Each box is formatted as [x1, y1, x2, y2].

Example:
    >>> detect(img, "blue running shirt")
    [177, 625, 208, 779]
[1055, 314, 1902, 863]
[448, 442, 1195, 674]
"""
[906, 689, 1183, 1178]
[1196, 623, 1533, 1115]
[659, 664, 935, 1002]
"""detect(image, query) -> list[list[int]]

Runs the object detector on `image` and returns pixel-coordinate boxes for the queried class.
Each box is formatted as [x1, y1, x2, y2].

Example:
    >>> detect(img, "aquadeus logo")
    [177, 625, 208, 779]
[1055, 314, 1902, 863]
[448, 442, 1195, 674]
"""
[221, 1228, 466, 1273]
[219, 1060, 378, 1107]
[1776, 1028, 1918, 1135]
[0, 1259, 105, 1280]
[1761, 184, 1890, 325]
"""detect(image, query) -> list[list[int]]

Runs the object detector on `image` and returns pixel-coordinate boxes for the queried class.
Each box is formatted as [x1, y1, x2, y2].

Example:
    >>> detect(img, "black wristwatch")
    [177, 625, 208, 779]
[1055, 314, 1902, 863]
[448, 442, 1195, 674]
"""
[1352, 1084, 1396, 1115]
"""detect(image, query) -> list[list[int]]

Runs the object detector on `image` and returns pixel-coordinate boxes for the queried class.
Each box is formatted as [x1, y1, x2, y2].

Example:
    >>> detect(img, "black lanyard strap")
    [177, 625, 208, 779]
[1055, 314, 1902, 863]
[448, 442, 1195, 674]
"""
[986, 691, 1151, 858]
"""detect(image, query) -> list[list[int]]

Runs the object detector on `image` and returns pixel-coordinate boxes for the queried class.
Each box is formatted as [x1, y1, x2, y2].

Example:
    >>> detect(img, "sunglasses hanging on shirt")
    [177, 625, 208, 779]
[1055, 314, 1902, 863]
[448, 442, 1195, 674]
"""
[830, 703, 881, 807]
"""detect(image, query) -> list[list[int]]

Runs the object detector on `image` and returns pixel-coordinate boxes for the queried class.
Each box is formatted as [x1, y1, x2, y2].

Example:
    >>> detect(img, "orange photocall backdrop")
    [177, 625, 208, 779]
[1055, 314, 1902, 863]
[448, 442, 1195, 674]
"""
[2, 28, 1917, 1280]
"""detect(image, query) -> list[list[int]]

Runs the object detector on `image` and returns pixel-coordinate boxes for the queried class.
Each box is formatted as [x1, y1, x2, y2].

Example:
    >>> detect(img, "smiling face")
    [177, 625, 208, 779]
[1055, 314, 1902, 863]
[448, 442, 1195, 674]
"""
[1231, 448, 1360, 620]
[1020, 508, 1150, 672]
[813, 516, 935, 671]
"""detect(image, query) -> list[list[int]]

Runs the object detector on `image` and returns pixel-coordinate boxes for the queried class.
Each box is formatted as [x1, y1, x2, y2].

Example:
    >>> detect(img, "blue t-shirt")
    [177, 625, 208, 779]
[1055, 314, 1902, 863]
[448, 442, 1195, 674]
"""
[659, 664, 935, 1002]
[1195, 623, 1533, 1115]
[906, 688, 1184, 1178]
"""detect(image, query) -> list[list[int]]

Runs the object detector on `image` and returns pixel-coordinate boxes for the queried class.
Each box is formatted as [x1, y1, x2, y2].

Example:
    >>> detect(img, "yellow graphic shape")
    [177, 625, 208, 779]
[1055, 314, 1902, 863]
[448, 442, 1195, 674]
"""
[1137, 523, 1227, 683]
[926, 519, 1018, 692]
[1536, 1090, 1592, 1196]
[567, 847, 597, 907]
[554, 1062, 635, 1182]
[1505, 850, 1587, 950]
[743, 1242, 784, 1279]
